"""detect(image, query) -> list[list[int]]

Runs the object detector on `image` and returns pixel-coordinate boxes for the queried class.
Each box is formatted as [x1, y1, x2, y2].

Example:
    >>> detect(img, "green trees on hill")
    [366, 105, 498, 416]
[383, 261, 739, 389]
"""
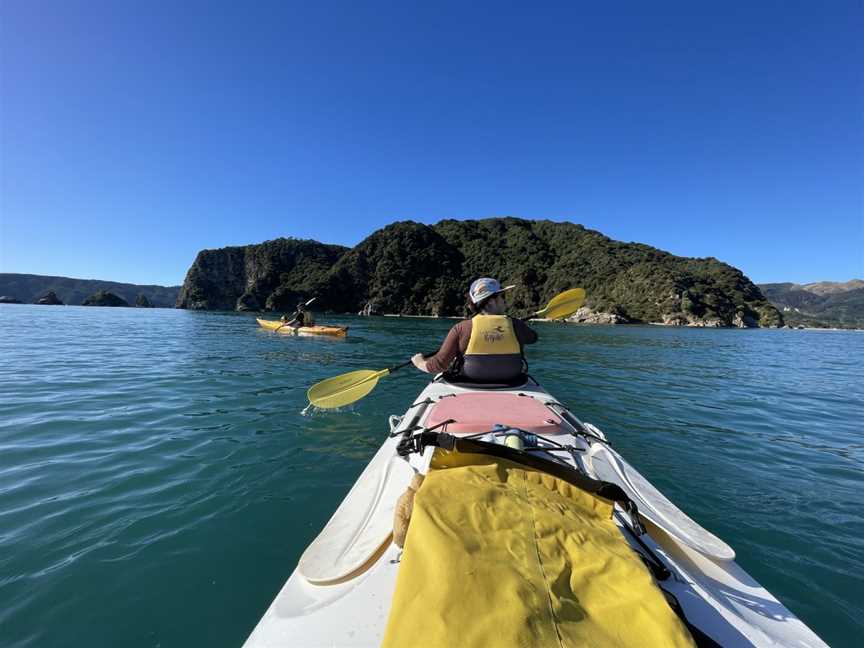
[322, 222, 465, 316]
[176, 218, 782, 327]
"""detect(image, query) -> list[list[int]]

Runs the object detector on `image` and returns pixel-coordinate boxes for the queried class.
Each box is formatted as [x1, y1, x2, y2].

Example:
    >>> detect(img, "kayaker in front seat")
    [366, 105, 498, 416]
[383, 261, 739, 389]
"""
[281, 302, 315, 329]
[411, 277, 537, 382]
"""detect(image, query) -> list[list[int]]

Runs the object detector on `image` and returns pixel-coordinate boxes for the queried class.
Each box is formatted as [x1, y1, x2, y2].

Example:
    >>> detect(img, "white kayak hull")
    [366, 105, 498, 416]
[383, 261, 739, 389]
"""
[244, 377, 827, 648]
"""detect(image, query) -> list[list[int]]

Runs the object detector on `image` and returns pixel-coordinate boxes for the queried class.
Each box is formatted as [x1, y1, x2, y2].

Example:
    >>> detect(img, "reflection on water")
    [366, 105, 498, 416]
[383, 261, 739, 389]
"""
[0, 304, 862, 647]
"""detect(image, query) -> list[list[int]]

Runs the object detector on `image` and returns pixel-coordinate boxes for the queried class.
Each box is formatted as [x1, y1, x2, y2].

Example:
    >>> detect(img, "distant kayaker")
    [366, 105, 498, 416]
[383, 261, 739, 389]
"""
[281, 302, 315, 329]
[411, 278, 537, 382]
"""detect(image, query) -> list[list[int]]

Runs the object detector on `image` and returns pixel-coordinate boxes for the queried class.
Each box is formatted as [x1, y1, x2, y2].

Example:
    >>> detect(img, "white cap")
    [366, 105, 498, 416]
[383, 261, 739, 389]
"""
[468, 277, 515, 305]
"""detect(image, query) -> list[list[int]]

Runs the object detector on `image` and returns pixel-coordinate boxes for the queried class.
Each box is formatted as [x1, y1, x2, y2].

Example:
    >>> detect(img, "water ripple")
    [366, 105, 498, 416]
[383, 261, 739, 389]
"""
[1, 305, 862, 647]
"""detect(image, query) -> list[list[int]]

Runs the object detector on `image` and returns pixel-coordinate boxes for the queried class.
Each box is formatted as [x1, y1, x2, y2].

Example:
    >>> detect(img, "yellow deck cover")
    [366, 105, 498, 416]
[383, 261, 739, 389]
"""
[381, 452, 695, 648]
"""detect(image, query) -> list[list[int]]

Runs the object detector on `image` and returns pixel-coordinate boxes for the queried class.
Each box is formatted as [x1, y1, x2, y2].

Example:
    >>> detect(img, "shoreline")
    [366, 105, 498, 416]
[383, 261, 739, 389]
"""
[374, 312, 863, 331]
[10, 304, 859, 330]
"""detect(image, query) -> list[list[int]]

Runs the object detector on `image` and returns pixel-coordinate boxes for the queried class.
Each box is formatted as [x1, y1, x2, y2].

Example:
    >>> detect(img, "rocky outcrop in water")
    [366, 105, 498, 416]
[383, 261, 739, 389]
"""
[36, 291, 64, 305]
[568, 306, 629, 325]
[82, 291, 129, 307]
[359, 302, 380, 316]
[177, 218, 782, 327]
[135, 294, 152, 307]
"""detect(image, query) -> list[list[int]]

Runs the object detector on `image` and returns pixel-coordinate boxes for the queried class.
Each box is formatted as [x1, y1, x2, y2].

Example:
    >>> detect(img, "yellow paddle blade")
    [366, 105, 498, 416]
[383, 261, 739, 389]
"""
[536, 288, 586, 320]
[307, 369, 389, 409]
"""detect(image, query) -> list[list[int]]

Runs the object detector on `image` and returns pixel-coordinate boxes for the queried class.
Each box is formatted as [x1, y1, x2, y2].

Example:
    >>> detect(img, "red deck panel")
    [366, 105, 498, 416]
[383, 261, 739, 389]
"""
[424, 392, 562, 435]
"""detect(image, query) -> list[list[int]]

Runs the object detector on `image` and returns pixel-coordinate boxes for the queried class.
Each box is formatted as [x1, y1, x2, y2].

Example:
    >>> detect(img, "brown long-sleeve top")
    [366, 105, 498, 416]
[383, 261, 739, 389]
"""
[425, 317, 538, 374]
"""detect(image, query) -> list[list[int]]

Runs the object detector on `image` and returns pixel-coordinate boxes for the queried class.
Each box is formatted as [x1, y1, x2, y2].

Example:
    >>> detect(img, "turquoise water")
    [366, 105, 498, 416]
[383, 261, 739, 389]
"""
[1, 304, 862, 647]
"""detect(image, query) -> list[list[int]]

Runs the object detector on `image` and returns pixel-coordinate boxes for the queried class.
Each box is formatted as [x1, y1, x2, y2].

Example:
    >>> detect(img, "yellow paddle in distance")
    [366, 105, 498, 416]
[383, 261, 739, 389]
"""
[306, 288, 586, 409]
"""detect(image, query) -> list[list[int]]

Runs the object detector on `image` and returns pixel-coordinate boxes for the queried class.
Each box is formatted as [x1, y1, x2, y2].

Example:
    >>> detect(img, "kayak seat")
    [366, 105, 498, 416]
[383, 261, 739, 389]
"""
[424, 392, 563, 436]
[439, 373, 530, 389]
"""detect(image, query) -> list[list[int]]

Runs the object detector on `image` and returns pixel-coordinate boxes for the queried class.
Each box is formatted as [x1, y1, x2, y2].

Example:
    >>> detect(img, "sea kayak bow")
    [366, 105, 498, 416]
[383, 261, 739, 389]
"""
[243, 376, 827, 648]
[256, 318, 348, 337]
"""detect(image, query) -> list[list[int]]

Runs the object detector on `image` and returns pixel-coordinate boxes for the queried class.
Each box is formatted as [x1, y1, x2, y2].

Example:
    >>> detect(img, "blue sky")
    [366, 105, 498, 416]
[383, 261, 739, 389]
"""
[1, 0, 861, 286]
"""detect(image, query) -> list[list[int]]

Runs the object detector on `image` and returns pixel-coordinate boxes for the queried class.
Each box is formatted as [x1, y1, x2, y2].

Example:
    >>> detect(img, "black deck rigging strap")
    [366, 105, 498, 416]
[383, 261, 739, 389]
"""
[397, 432, 643, 531]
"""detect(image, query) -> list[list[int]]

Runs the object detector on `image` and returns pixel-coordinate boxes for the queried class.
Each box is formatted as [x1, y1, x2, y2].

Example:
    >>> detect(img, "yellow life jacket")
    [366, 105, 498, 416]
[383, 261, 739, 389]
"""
[462, 315, 523, 381]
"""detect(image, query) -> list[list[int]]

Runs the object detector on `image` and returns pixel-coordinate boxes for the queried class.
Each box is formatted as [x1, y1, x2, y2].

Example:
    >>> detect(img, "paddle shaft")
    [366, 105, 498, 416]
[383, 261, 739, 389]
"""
[389, 350, 438, 374]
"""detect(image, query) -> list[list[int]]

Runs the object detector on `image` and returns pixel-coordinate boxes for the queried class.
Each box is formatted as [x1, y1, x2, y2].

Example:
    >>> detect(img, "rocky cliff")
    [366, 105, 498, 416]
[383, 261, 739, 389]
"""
[177, 218, 782, 327]
[176, 238, 349, 311]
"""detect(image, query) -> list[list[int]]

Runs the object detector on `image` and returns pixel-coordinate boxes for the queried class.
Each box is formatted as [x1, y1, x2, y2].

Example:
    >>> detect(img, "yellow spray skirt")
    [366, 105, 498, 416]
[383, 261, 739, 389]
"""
[382, 451, 695, 648]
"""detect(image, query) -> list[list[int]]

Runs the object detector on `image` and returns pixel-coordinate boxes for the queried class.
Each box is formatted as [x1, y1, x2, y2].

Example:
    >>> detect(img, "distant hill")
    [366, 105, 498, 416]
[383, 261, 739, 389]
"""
[178, 218, 782, 328]
[799, 280, 864, 296]
[0, 274, 180, 307]
[759, 281, 864, 329]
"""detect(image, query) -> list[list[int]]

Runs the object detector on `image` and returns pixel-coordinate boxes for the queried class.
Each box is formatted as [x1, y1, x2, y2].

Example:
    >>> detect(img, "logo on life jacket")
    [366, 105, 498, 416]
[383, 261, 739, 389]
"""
[483, 326, 506, 343]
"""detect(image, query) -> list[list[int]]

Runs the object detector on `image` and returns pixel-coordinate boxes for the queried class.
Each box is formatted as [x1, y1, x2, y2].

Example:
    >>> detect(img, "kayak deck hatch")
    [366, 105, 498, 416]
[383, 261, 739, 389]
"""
[423, 392, 563, 435]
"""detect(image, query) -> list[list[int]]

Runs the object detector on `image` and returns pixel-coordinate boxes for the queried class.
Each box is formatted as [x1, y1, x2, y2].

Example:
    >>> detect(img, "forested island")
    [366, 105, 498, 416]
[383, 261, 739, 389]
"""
[82, 290, 130, 307]
[5, 221, 859, 328]
[177, 218, 783, 328]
